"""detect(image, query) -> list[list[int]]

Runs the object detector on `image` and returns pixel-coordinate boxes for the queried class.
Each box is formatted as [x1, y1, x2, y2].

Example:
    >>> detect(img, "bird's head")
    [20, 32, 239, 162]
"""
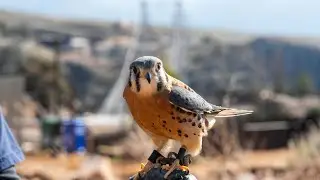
[127, 56, 169, 96]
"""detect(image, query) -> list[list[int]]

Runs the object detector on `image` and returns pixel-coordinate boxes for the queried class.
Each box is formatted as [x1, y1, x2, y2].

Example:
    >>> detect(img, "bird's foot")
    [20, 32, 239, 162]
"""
[130, 148, 193, 179]
[163, 148, 192, 179]
[167, 150, 192, 166]
[182, 154, 192, 166]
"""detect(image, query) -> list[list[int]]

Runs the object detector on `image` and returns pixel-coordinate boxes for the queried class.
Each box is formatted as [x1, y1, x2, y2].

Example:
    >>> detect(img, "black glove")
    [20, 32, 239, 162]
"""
[129, 167, 197, 180]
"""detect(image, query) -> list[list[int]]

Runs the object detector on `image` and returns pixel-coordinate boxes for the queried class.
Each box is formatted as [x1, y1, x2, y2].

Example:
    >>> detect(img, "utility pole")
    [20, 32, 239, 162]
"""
[140, 0, 154, 42]
[141, 0, 149, 28]
[170, 0, 189, 82]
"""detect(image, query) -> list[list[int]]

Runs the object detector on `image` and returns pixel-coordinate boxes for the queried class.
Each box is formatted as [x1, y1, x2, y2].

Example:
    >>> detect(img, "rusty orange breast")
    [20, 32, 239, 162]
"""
[123, 85, 169, 138]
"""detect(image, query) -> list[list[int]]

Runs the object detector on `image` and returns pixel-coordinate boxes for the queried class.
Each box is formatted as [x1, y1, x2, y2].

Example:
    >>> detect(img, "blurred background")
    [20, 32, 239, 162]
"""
[1, 0, 320, 179]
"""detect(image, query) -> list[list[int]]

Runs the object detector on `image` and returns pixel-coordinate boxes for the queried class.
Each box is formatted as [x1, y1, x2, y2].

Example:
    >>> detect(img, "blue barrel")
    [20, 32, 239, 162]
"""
[61, 117, 87, 153]
[61, 119, 75, 153]
[73, 117, 87, 153]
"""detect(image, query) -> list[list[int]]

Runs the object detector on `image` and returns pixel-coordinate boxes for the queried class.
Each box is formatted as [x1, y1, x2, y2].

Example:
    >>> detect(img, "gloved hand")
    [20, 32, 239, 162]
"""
[129, 167, 197, 180]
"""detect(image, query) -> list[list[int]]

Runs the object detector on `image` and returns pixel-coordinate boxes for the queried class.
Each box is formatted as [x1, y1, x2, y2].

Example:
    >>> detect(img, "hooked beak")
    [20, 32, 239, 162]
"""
[145, 72, 152, 84]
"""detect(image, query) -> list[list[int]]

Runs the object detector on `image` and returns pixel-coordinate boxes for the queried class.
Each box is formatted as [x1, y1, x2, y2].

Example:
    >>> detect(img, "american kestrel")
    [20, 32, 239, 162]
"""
[123, 56, 253, 179]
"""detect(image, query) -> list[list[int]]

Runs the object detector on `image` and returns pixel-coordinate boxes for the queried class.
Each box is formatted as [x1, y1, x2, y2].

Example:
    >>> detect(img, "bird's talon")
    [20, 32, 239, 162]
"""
[167, 152, 178, 159]
[159, 157, 176, 166]
[182, 154, 192, 166]
[155, 156, 164, 164]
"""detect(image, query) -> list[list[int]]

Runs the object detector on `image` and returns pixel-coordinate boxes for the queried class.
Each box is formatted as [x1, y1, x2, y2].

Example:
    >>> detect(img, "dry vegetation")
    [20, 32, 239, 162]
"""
[16, 127, 320, 180]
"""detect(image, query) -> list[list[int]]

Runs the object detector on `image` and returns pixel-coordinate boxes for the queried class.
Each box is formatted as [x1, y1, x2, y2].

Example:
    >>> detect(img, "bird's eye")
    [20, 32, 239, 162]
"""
[132, 66, 138, 74]
[156, 63, 161, 71]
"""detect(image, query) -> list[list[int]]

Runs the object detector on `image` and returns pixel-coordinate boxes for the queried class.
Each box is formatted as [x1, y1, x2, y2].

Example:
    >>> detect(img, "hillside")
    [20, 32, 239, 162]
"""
[1, 10, 320, 110]
[187, 36, 320, 101]
[2, 10, 320, 46]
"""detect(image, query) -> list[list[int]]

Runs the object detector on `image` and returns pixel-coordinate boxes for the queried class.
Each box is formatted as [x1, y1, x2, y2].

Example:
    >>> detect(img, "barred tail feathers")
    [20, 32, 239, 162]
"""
[214, 108, 253, 118]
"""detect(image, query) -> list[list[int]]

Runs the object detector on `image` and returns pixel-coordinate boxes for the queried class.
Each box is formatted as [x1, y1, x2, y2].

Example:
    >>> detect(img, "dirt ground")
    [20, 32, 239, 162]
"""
[17, 149, 295, 180]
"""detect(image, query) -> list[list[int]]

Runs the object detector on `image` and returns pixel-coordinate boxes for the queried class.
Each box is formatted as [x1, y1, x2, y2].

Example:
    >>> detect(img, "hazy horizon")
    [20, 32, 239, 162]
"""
[0, 0, 319, 37]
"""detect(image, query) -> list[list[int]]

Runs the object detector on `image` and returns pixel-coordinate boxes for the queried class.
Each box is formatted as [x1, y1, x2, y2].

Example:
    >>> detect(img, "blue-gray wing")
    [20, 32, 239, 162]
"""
[168, 85, 223, 113]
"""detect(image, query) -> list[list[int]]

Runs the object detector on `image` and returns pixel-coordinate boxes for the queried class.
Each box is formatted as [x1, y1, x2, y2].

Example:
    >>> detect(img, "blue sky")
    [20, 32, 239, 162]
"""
[0, 0, 319, 36]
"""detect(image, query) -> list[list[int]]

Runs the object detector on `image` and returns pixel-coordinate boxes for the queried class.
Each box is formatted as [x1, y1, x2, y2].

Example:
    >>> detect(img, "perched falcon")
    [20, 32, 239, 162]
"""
[123, 56, 253, 179]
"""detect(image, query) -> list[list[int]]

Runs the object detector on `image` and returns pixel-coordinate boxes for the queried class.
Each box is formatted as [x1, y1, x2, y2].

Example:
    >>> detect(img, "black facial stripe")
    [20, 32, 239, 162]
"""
[157, 71, 164, 92]
[135, 71, 141, 92]
[128, 70, 132, 87]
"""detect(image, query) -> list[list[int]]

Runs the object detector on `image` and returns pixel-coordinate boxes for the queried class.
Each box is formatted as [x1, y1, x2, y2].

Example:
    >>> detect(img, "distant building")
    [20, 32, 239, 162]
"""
[33, 29, 71, 50]
[69, 36, 91, 57]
